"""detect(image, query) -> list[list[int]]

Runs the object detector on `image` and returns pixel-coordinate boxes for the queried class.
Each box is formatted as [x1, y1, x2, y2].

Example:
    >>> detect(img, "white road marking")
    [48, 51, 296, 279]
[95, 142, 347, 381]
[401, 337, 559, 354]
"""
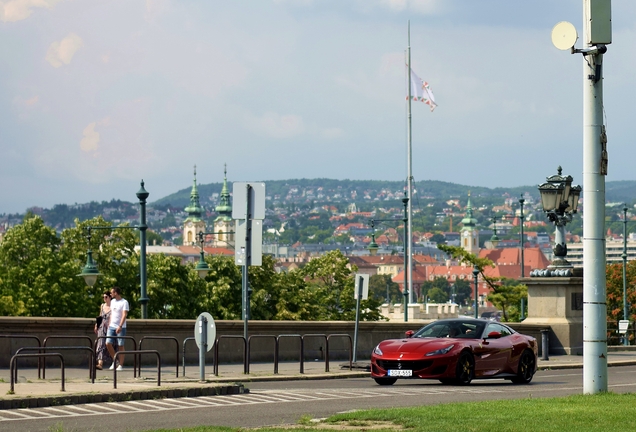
[4, 379, 636, 423]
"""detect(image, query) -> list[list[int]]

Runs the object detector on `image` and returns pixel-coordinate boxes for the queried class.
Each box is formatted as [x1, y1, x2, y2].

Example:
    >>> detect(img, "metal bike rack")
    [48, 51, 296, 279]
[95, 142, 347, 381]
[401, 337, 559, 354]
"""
[93, 335, 138, 377]
[15, 346, 95, 383]
[214, 335, 246, 376]
[247, 335, 277, 374]
[42, 336, 93, 379]
[327, 334, 353, 371]
[10, 353, 64, 393]
[182, 337, 196, 377]
[301, 334, 328, 372]
[139, 336, 179, 377]
[275, 334, 303, 374]
[1, 335, 42, 379]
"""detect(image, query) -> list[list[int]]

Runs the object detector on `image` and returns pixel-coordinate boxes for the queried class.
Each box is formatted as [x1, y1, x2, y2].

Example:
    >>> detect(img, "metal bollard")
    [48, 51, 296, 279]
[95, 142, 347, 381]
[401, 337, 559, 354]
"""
[541, 329, 550, 361]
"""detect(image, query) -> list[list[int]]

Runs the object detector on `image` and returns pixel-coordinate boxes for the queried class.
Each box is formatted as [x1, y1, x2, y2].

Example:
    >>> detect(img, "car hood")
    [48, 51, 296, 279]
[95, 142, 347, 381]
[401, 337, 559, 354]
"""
[378, 338, 461, 356]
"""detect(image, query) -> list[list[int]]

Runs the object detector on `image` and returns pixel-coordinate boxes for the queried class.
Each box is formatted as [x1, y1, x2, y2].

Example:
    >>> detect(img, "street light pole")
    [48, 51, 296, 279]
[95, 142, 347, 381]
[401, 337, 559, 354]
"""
[137, 181, 149, 319]
[472, 265, 479, 319]
[402, 193, 409, 322]
[519, 196, 525, 278]
[623, 204, 629, 346]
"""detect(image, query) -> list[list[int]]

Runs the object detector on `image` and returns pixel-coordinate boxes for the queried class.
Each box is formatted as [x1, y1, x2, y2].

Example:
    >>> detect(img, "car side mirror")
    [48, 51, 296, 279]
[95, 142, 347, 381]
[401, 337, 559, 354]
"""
[487, 331, 502, 339]
[405, 330, 415, 338]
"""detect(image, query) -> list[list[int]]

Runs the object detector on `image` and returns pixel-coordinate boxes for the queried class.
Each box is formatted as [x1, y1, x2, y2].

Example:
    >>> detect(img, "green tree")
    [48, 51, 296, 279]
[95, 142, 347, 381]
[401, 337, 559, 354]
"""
[427, 287, 448, 303]
[438, 244, 527, 322]
[606, 260, 636, 323]
[368, 274, 400, 303]
[452, 278, 473, 305]
[302, 250, 383, 321]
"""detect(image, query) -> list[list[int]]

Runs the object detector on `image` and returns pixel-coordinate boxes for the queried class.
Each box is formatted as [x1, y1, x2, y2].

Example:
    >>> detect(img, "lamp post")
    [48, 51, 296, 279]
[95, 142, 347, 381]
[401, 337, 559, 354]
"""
[78, 180, 150, 319]
[472, 265, 479, 319]
[537, 166, 581, 270]
[623, 204, 629, 346]
[194, 230, 236, 279]
[519, 195, 525, 278]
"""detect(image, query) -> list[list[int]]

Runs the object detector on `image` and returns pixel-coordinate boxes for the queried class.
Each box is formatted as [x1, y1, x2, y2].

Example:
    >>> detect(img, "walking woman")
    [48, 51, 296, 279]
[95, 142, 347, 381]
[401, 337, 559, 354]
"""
[94, 291, 113, 370]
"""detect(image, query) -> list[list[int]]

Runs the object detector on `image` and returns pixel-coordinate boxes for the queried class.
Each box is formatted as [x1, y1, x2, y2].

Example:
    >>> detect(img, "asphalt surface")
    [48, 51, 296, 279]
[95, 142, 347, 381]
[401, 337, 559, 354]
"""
[2, 349, 636, 410]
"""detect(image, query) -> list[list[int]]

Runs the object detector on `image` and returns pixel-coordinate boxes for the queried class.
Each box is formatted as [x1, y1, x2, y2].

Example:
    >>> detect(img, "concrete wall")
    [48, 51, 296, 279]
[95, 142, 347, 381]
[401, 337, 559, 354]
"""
[0, 317, 549, 367]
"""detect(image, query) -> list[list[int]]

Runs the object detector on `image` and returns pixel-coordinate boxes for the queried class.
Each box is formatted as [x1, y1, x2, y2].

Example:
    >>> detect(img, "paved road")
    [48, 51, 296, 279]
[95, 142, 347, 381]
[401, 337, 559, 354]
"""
[3, 366, 636, 432]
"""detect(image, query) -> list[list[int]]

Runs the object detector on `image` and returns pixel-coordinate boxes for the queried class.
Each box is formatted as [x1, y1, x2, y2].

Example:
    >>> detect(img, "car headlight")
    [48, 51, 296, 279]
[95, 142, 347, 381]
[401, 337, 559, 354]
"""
[425, 345, 454, 356]
[373, 344, 383, 356]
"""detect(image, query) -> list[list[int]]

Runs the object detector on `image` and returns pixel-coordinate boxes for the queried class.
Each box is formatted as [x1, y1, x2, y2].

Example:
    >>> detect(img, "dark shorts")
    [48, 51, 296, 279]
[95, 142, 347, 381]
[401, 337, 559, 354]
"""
[106, 327, 126, 346]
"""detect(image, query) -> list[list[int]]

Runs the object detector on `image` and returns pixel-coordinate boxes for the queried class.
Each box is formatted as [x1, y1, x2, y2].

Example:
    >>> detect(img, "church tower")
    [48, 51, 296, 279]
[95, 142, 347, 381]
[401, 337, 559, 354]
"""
[212, 164, 234, 248]
[460, 193, 480, 255]
[183, 166, 206, 246]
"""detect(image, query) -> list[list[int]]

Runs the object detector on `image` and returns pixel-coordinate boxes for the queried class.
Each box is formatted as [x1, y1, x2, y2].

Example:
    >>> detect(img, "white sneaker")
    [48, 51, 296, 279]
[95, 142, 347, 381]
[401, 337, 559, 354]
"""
[116, 365, 124, 371]
[108, 363, 115, 370]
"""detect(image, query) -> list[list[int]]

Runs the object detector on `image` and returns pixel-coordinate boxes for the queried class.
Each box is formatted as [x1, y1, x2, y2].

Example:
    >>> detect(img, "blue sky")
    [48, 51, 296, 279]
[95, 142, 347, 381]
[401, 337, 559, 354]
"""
[1, 0, 635, 213]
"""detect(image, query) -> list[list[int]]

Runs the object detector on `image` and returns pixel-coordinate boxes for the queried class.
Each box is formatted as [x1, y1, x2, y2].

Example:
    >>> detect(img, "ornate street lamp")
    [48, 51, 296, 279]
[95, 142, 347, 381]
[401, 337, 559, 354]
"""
[194, 230, 235, 279]
[367, 220, 379, 257]
[472, 265, 479, 319]
[537, 166, 581, 269]
[78, 180, 150, 318]
[77, 228, 101, 287]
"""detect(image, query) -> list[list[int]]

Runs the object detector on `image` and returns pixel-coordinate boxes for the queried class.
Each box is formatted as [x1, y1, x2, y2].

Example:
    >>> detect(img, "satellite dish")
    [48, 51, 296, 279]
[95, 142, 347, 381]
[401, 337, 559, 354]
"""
[551, 21, 578, 50]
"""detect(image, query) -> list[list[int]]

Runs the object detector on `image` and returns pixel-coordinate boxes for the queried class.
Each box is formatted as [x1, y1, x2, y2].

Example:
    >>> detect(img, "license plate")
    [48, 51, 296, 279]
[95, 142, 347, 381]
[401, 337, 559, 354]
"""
[388, 369, 412, 377]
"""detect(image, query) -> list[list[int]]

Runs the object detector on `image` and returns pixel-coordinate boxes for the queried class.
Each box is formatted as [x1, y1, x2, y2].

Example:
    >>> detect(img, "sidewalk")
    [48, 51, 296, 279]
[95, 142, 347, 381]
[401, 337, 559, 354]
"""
[2, 351, 636, 410]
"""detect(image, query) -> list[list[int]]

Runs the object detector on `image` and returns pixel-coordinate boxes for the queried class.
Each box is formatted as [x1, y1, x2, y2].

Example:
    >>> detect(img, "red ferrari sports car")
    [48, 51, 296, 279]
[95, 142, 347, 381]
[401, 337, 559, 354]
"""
[371, 318, 538, 386]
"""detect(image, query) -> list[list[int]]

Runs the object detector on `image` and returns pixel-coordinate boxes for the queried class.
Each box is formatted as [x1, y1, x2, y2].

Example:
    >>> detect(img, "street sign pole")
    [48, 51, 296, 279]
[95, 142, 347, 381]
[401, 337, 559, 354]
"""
[242, 184, 252, 341]
[353, 275, 363, 363]
[199, 315, 207, 382]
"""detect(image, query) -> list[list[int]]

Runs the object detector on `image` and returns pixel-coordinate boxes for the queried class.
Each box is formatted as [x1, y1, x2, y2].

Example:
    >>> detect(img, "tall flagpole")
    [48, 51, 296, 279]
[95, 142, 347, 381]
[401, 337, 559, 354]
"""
[406, 22, 414, 307]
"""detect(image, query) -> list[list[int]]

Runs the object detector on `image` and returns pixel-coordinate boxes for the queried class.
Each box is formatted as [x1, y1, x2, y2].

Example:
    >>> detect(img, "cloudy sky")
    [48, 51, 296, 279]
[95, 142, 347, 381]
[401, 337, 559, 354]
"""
[1, 0, 635, 213]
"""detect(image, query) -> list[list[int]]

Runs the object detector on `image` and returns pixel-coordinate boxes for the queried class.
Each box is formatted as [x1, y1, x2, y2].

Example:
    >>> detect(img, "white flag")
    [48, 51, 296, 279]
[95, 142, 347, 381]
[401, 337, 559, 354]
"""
[408, 68, 437, 112]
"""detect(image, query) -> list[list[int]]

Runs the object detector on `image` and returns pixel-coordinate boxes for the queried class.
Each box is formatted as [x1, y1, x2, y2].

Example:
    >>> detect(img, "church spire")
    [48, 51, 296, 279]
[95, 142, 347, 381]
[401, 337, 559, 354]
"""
[215, 163, 232, 222]
[185, 165, 203, 222]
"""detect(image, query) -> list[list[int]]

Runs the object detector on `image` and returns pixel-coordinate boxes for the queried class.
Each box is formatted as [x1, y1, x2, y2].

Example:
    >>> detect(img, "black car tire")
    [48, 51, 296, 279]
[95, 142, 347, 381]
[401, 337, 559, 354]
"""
[511, 349, 536, 384]
[374, 377, 397, 386]
[455, 351, 474, 385]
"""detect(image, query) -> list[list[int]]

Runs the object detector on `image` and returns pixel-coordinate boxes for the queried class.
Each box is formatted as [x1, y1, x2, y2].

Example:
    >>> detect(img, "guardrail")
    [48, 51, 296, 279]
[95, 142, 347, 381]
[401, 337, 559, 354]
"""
[11, 353, 65, 393]
[113, 350, 161, 389]
[138, 336, 179, 377]
[1, 335, 42, 378]
[15, 346, 95, 383]
[42, 336, 93, 379]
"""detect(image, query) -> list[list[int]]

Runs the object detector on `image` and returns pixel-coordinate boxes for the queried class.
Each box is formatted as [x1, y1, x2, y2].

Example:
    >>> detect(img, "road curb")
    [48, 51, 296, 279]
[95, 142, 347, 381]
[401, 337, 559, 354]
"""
[0, 383, 246, 410]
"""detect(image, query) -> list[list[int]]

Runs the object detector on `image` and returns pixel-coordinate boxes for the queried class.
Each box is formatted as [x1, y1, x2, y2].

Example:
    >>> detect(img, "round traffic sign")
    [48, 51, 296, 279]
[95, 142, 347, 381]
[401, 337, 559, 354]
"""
[194, 312, 216, 352]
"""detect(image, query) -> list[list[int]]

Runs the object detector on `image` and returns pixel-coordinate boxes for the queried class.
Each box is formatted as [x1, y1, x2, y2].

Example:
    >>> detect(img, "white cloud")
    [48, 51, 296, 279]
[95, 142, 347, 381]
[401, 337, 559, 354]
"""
[45, 33, 83, 68]
[0, 0, 61, 22]
[246, 112, 305, 139]
[80, 122, 100, 152]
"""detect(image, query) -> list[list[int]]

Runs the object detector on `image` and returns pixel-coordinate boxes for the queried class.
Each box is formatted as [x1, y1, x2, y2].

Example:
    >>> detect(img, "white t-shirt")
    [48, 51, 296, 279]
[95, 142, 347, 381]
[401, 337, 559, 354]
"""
[109, 298, 130, 329]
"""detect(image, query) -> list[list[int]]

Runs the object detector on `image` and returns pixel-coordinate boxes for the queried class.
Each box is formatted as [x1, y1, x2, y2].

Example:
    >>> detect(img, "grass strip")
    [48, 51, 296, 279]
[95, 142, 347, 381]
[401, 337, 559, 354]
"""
[146, 392, 636, 432]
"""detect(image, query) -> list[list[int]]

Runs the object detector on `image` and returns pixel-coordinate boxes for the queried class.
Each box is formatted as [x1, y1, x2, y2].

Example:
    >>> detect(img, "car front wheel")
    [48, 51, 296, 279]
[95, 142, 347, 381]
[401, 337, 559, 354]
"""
[455, 352, 474, 385]
[374, 377, 397, 386]
[511, 349, 536, 384]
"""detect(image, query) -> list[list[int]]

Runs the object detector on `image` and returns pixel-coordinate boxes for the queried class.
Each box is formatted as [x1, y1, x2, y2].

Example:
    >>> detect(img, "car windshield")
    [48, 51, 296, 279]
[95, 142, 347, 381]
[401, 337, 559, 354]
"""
[412, 320, 487, 339]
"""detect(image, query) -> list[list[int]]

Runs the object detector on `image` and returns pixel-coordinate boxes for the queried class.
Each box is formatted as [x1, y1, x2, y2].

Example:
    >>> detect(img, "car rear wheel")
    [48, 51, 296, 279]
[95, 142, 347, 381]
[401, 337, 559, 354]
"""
[374, 377, 397, 386]
[455, 352, 474, 385]
[511, 349, 536, 384]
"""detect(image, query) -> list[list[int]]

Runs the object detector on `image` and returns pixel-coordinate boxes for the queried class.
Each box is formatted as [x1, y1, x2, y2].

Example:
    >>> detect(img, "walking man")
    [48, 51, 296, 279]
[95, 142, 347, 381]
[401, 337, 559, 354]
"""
[106, 287, 129, 370]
